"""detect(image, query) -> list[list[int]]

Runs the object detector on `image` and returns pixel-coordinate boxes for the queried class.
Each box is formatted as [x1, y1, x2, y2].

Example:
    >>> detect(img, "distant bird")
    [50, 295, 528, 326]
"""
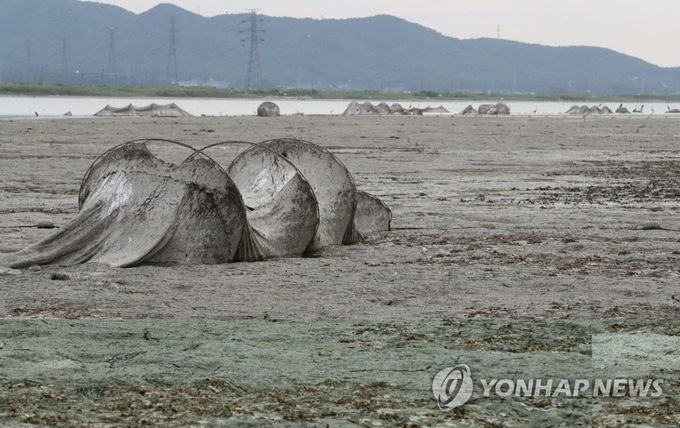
[34, 112, 38, 117]
[532, 107, 538, 114]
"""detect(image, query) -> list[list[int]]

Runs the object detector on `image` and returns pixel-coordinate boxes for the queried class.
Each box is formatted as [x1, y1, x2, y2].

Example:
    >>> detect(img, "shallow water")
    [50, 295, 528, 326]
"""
[0, 95, 675, 118]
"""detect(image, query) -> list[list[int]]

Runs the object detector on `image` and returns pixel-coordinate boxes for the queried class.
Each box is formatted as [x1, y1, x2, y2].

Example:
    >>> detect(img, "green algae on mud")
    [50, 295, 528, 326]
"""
[0, 318, 677, 427]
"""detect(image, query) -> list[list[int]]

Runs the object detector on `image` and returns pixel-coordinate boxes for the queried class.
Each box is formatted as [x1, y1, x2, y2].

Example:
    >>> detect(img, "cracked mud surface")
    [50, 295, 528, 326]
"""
[1, 114, 679, 426]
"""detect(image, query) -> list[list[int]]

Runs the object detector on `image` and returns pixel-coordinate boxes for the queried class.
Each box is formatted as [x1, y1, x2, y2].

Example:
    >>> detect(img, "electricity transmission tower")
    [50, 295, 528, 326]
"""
[167, 16, 179, 84]
[241, 9, 264, 89]
[107, 28, 117, 77]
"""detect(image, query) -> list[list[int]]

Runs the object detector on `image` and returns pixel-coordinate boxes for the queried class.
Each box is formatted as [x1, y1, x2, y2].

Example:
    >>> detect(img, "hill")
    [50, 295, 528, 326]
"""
[0, 0, 678, 94]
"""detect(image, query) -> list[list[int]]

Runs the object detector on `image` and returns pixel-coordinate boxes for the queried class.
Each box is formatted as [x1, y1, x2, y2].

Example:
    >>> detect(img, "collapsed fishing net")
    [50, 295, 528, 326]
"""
[1, 138, 391, 268]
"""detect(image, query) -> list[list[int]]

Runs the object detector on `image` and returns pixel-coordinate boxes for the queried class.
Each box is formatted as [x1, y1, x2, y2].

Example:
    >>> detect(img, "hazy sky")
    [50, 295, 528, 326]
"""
[89, 0, 680, 67]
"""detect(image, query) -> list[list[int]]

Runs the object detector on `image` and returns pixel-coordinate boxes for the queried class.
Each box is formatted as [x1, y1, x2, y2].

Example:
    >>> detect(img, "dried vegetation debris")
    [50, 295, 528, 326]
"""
[520, 159, 680, 205]
[368, 231, 680, 277]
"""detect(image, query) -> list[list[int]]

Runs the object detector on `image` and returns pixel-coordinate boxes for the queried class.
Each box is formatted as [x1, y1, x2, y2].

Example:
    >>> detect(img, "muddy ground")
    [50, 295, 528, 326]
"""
[0, 114, 679, 426]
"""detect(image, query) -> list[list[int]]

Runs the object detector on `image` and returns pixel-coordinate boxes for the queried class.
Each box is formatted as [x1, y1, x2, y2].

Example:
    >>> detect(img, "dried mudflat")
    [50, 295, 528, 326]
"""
[1, 114, 679, 426]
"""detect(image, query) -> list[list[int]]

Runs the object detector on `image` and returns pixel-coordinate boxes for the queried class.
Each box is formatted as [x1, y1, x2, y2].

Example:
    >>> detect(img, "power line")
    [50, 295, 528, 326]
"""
[167, 16, 179, 84]
[240, 9, 264, 89]
[25, 39, 32, 70]
[107, 27, 117, 76]
[60, 37, 68, 76]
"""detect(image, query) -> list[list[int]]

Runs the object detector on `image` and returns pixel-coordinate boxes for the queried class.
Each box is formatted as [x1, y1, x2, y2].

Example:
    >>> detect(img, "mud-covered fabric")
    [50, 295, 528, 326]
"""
[1, 144, 246, 268]
[259, 139, 357, 253]
[228, 145, 319, 261]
